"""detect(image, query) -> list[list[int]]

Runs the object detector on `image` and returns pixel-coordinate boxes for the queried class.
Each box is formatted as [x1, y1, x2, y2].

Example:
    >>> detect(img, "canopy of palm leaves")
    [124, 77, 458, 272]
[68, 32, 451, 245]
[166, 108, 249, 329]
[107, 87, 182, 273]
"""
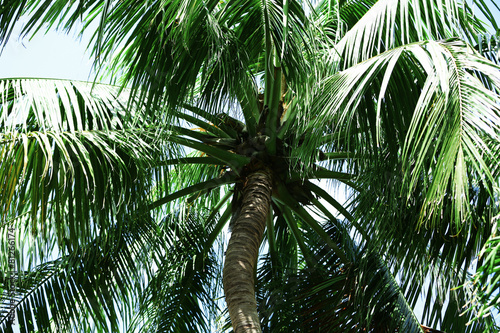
[0, 0, 500, 332]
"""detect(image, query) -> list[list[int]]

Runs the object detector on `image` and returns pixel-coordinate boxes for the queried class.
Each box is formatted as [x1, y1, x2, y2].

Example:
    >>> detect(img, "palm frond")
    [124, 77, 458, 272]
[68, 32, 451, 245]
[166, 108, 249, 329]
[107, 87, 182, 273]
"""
[0, 78, 168, 256]
[1, 1, 500, 332]
[148, 150, 236, 215]
[257, 212, 426, 332]
[464, 211, 500, 328]
[469, 0, 500, 33]
[129, 209, 225, 333]
[307, 39, 500, 227]
[0, 215, 158, 333]
[401, 40, 500, 227]
[0, 0, 27, 49]
[351, 148, 497, 331]
[326, 0, 487, 68]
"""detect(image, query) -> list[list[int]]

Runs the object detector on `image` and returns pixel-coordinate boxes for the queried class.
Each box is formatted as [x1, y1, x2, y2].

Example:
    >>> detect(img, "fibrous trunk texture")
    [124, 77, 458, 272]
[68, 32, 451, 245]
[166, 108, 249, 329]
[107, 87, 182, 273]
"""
[223, 169, 273, 333]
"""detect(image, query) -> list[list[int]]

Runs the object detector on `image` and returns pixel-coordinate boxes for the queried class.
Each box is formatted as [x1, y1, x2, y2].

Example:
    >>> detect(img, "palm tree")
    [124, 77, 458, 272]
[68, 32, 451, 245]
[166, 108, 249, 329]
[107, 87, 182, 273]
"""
[1, 0, 500, 332]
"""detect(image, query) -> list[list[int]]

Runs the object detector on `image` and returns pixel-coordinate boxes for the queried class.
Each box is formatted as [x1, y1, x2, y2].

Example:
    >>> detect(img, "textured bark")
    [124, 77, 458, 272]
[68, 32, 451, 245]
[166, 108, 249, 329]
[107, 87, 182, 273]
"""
[223, 168, 273, 333]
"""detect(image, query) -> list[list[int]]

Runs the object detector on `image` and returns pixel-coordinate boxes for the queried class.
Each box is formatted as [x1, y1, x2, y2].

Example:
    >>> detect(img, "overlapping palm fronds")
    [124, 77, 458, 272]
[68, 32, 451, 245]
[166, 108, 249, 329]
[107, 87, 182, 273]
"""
[0, 0, 499, 332]
[0, 214, 159, 332]
[0, 79, 167, 252]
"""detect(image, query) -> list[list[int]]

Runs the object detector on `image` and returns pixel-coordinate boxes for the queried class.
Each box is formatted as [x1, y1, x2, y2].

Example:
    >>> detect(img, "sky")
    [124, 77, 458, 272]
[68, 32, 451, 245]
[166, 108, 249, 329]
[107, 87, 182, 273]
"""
[0, 18, 96, 81]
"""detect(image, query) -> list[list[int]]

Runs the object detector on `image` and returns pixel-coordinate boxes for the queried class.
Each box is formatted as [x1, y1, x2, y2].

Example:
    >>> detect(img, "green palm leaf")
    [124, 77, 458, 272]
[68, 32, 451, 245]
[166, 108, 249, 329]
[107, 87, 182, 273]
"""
[465, 211, 500, 328]
[0, 78, 168, 254]
[0, 215, 158, 332]
[1, 1, 500, 332]
[129, 209, 225, 333]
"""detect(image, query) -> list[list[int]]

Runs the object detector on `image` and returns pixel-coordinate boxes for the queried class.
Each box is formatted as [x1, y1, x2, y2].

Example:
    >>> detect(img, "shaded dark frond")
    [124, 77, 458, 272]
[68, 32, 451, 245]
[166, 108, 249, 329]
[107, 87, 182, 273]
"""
[464, 215, 500, 329]
[0, 0, 27, 50]
[257, 213, 426, 332]
[0, 0, 97, 44]
[256, 209, 351, 332]
[0, 216, 158, 333]
[130, 209, 224, 333]
[296, 220, 423, 333]
[352, 152, 498, 332]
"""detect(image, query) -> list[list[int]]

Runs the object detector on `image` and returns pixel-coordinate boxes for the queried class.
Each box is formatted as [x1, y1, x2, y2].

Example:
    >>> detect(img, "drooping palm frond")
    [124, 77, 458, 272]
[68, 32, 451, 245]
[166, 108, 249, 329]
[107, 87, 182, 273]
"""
[256, 212, 428, 333]
[0, 0, 28, 51]
[0, 0, 323, 118]
[0, 78, 171, 256]
[0, 214, 159, 333]
[298, 7, 500, 327]
[464, 210, 500, 328]
[0, 81, 242, 332]
[128, 209, 226, 333]
[469, 0, 500, 33]
[0, 0, 250, 111]
[349, 142, 499, 331]
[307, 38, 500, 228]
[323, 0, 488, 69]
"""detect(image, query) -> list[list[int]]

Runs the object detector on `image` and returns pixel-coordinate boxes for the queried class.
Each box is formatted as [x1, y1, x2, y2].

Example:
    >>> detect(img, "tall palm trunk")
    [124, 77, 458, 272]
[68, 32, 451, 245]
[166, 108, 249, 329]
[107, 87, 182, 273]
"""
[223, 168, 273, 333]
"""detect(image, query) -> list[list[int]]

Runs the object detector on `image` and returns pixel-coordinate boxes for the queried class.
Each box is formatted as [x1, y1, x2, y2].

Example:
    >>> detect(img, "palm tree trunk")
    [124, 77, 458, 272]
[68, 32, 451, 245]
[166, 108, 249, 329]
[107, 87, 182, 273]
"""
[223, 168, 273, 333]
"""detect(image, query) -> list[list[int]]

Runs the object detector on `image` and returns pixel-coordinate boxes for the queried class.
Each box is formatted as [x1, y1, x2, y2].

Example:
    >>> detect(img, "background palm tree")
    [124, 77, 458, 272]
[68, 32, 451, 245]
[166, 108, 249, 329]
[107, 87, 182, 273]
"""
[1, 0, 500, 332]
